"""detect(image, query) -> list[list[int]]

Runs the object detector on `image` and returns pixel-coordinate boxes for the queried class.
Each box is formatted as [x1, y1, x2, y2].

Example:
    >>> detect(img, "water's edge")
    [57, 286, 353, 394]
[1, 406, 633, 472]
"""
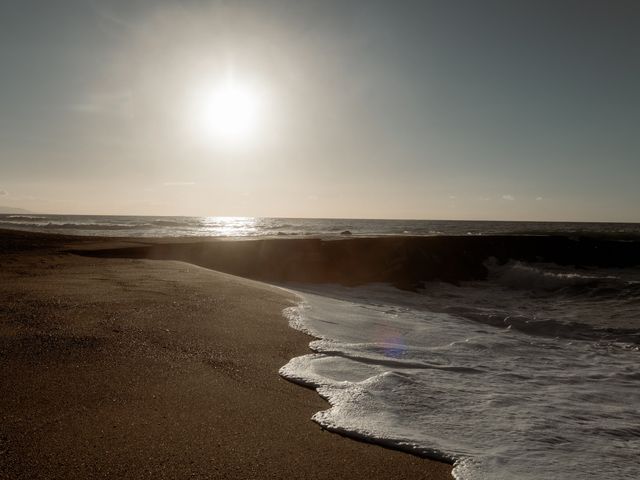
[274, 278, 640, 480]
[277, 294, 459, 468]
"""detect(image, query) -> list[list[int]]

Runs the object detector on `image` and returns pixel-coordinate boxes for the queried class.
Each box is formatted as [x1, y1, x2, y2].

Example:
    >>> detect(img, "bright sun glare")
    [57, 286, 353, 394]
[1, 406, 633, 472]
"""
[191, 78, 264, 148]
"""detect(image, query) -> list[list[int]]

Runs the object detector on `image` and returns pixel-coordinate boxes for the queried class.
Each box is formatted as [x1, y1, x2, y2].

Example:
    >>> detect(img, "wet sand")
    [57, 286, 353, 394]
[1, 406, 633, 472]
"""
[0, 230, 452, 479]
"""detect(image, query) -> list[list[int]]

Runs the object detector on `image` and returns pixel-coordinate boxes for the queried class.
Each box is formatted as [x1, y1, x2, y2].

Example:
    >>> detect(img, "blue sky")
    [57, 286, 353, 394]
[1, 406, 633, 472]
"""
[1, 0, 638, 221]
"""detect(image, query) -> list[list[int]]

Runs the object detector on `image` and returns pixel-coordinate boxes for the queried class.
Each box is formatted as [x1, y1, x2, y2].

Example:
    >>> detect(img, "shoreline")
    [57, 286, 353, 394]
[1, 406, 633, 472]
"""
[0, 229, 453, 479]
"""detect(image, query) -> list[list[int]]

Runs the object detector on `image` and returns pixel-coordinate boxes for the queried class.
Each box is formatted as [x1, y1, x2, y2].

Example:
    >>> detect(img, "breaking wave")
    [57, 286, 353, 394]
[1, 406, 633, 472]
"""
[280, 277, 640, 480]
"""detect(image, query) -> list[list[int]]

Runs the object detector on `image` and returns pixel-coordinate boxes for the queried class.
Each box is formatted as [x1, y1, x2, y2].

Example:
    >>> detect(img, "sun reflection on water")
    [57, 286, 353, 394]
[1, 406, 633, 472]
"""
[201, 216, 259, 236]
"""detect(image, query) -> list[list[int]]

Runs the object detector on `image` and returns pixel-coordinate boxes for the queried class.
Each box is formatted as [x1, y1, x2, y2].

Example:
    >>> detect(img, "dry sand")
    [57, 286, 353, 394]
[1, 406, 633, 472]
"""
[0, 230, 452, 479]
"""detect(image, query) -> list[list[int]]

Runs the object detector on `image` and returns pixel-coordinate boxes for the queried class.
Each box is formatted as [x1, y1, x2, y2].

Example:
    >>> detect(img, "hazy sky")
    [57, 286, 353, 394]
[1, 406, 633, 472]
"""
[1, 0, 639, 221]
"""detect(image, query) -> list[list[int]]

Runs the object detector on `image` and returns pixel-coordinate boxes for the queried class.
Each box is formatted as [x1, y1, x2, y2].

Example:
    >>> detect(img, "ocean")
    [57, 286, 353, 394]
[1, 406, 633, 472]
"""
[1, 213, 640, 238]
[2, 214, 639, 479]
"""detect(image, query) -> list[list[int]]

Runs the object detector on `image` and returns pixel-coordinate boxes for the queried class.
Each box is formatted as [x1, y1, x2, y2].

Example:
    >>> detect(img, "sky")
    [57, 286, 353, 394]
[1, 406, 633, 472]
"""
[0, 0, 639, 221]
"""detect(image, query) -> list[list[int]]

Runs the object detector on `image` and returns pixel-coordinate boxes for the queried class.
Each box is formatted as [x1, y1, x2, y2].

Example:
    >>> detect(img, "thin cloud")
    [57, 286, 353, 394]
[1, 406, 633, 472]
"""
[162, 182, 196, 187]
[69, 91, 133, 117]
[536, 196, 543, 201]
[89, 0, 137, 33]
[502, 194, 515, 201]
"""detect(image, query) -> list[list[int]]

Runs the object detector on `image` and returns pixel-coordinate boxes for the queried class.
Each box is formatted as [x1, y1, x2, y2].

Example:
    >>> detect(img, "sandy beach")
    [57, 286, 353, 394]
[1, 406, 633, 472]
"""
[0, 229, 452, 479]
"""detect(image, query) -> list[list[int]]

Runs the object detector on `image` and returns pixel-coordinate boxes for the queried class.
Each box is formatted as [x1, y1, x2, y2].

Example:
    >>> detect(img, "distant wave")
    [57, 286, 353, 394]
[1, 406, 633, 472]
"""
[0, 221, 49, 228]
[3, 215, 49, 221]
[0, 221, 140, 231]
[266, 223, 296, 229]
[45, 223, 142, 230]
[150, 219, 199, 227]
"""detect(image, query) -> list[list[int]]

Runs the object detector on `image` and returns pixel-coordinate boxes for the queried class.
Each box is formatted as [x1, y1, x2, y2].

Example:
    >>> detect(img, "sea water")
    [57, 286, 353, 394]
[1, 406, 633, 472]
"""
[1, 214, 640, 238]
[279, 261, 640, 480]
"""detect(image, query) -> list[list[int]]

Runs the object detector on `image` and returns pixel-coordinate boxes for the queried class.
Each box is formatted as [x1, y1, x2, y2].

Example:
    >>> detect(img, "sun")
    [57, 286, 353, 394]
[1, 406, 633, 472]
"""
[191, 78, 264, 148]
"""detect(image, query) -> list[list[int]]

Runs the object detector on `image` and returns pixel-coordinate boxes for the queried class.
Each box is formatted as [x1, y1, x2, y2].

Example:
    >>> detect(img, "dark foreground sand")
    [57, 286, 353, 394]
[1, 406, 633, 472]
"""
[0, 230, 452, 479]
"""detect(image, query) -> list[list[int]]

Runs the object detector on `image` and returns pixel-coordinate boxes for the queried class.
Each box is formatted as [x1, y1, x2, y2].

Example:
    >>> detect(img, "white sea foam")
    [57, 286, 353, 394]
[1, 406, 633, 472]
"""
[279, 276, 640, 480]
